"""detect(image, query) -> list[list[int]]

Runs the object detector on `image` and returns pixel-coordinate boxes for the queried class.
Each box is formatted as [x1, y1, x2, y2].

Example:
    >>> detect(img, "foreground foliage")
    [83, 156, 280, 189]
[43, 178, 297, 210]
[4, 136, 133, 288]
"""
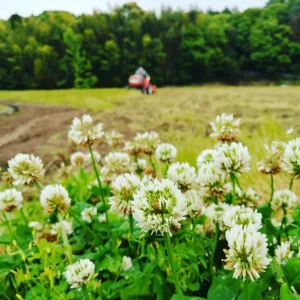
[0, 113, 300, 300]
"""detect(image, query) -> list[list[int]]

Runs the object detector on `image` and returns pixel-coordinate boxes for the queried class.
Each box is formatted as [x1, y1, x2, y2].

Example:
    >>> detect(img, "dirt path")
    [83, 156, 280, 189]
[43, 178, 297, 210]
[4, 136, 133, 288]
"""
[0, 103, 81, 166]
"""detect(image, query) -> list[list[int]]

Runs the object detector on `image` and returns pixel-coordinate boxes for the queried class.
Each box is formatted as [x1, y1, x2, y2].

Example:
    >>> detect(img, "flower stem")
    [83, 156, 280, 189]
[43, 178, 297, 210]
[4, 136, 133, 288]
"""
[20, 208, 28, 224]
[209, 224, 219, 279]
[163, 165, 169, 179]
[230, 173, 236, 205]
[164, 233, 184, 299]
[3, 212, 15, 242]
[289, 177, 294, 191]
[69, 209, 98, 240]
[149, 155, 157, 177]
[82, 284, 92, 300]
[58, 214, 73, 263]
[88, 144, 110, 225]
[129, 214, 134, 234]
[269, 174, 274, 207]
[279, 208, 288, 241]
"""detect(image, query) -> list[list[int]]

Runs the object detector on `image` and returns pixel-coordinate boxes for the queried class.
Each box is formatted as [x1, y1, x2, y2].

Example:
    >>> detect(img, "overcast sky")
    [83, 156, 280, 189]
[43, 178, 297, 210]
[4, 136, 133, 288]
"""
[1, 0, 266, 20]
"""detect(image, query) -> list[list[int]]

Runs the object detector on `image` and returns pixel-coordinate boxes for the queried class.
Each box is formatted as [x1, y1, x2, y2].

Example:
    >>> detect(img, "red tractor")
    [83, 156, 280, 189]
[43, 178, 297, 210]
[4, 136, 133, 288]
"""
[128, 67, 156, 95]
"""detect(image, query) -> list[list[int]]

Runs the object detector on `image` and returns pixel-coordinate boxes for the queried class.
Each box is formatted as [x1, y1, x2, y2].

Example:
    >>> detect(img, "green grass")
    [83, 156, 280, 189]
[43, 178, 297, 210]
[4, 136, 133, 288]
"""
[1, 86, 299, 196]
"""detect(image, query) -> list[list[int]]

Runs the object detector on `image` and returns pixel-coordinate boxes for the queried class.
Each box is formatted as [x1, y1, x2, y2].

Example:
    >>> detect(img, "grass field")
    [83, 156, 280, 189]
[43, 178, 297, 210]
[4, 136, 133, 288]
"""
[1, 86, 299, 196]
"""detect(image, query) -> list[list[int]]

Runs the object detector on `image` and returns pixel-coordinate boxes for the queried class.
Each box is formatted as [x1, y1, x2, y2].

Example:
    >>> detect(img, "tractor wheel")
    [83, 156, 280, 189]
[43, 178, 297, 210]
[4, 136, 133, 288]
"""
[147, 84, 153, 95]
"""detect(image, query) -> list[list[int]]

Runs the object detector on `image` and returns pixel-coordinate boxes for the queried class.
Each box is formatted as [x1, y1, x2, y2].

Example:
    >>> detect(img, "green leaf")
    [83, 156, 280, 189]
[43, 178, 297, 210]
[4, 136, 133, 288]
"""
[120, 277, 151, 299]
[171, 295, 206, 300]
[0, 233, 12, 244]
[238, 282, 263, 300]
[187, 281, 200, 292]
[207, 274, 240, 300]
[15, 224, 32, 248]
[283, 257, 300, 291]
[280, 283, 300, 300]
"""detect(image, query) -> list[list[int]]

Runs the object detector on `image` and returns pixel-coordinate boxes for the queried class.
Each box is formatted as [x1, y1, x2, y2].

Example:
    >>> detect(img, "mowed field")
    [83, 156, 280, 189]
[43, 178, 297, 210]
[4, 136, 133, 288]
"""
[0, 86, 299, 197]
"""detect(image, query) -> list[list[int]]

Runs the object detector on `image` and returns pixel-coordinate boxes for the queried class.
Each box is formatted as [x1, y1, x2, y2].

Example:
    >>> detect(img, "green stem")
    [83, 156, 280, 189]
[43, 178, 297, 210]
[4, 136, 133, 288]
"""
[164, 233, 184, 299]
[234, 174, 242, 190]
[269, 174, 274, 207]
[163, 165, 169, 179]
[58, 214, 73, 263]
[35, 181, 44, 190]
[230, 173, 236, 205]
[129, 214, 134, 234]
[20, 208, 28, 224]
[210, 224, 219, 279]
[69, 210, 98, 240]
[3, 212, 15, 242]
[82, 284, 92, 300]
[149, 155, 157, 177]
[88, 144, 110, 225]
[289, 177, 294, 191]
[279, 208, 288, 241]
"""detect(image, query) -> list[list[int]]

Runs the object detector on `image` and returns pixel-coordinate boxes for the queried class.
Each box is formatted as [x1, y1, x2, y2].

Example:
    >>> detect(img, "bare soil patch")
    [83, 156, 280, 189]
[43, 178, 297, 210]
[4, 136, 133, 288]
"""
[0, 102, 81, 166]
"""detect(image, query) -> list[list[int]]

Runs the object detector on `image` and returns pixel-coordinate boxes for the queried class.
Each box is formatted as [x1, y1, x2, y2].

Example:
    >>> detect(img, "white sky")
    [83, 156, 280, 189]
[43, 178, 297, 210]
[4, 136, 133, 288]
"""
[1, 0, 266, 20]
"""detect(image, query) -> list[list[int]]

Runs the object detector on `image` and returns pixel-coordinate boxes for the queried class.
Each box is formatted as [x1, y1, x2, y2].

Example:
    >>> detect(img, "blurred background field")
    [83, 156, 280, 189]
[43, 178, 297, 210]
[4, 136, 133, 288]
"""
[0, 86, 299, 197]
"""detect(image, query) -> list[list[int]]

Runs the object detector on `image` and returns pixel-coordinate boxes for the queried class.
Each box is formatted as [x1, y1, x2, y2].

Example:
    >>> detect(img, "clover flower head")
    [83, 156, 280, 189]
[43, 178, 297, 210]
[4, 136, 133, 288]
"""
[210, 113, 240, 142]
[184, 189, 204, 218]
[215, 142, 251, 174]
[65, 259, 95, 288]
[282, 138, 300, 178]
[275, 241, 294, 264]
[106, 130, 124, 146]
[223, 205, 262, 229]
[28, 221, 43, 231]
[81, 207, 97, 223]
[40, 184, 71, 214]
[155, 143, 177, 164]
[167, 162, 196, 192]
[8, 153, 45, 186]
[257, 141, 285, 175]
[203, 202, 230, 231]
[286, 127, 294, 136]
[224, 225, 271, 281]
[196, 149, 217, 167]
[131, 158, 147, 173]
[70, 152, 87, 166]
[236, 187, 260, 207]
[86, 151, 101, 163]
[122, 256, 133, 271]
[104, 152, 131, 174]
[50, 220, 73, 235]
[271, 189, 298, 211]
[132, 179, 187, 236]
[68, 114, 104, 146]
[110, 173, 141, 214]
[0, 188, 23, 212]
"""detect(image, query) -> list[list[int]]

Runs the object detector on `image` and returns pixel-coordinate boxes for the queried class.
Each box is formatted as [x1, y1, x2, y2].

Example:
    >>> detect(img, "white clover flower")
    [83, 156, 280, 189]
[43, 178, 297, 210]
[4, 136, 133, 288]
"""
[195, 224, 204, 235]
[203, 202, 230, 231]
[155, 143, 177, 164]
[184, 189, 204, 218]
[106, 130, 124, 146]
[132, 179, 187, 236]
[0, 188, 23, 212]
[8, 153, 45, 186]
[86, 151, 101, 163]
[81, 207, 97, 223]
[275, 241, 294, 264]
[51, 220, 73, 235]
[40, 185, 71, 214]
[257, 142, 285, 175]
[68, 114, 104, 146]
[122, 256, 133, 271]
[210, 113, 240, 142]
[131, 158, 147, 173]
[110, 173, 141, 214]
[125, 131, 160, 155]
[70, 152, 87, 166]
[167, 162, 196, 192]
[215, 142, 251, 174]
[98, 214, 107, 223]
[236, 187, 260, 206]
[196, 149, 217, 168]
[141, 174, 153, 185]
[65, 259, 95, 288]
[223, 205, 262, 229]
[282, 138, 300, 177]
[197, 163, 228, 198]
[99, 166, 116, 184]
[28, 221, 43, 231]
[271, 189, 298, 211]
[104, 152, 131, 174]
[224, 225, 271, 281]
[286, 127, 294, 136]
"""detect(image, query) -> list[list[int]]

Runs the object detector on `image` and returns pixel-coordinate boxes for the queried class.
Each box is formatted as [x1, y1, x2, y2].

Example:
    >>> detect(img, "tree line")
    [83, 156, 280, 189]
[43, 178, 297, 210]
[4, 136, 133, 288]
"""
[1, 0, 300, 90]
